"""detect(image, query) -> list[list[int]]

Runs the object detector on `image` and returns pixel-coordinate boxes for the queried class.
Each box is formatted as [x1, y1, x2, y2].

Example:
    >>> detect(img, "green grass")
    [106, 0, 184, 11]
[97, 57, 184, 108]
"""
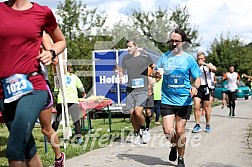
[0, 117, 160, 167]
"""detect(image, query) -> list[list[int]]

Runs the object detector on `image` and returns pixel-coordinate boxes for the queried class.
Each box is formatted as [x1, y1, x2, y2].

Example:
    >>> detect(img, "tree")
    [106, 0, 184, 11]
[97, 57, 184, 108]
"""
[244, 43, 252, 75]
[169, 6, 201, 48]
[56, 0, 106, 40]
[95, 21, 157, 52]
[97, 5, 201, 56]
[48, 0, 107, 92]
[129, 6, 201, 53]
[207, 33, 252, 76]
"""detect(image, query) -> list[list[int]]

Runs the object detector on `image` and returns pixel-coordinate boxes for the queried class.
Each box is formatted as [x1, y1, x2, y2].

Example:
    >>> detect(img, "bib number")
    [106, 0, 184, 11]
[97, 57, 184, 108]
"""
[168, 75, 184, 88]
[2, 74, 33, 103]
[131, 78, 144, 88]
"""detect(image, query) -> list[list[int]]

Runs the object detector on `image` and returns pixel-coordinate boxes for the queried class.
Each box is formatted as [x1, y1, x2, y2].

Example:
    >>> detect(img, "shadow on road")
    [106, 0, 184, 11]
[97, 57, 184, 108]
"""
[117, 153, 175, 166]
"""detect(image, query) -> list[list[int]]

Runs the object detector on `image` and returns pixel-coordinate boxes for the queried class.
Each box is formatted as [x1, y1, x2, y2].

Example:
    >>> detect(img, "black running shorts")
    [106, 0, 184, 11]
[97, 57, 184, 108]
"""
[161, 104, 192, 120]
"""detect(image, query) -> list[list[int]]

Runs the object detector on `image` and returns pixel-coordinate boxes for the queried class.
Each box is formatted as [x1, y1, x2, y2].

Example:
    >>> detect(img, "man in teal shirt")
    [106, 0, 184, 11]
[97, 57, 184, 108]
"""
[154, 28, 201, 167]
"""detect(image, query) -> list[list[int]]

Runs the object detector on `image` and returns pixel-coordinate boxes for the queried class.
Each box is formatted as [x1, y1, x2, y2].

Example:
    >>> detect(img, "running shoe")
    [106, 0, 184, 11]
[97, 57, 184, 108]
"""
[54, 152, 65, 167]
[192, 124, 202, 133]
[205, 125, 211, 133]
[155, 121, 161, 125]
[232, 111, 235, 117]
[177, 157, 185, 167]
[133, 133, 142, 145]
[142, 129, 150, 144]
[169, 146, 177, 161]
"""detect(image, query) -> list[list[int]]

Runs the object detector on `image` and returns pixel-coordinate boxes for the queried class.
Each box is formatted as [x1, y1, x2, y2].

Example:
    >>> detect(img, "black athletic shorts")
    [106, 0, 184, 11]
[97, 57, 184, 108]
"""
[194, 85, 210, 101]
[161, 104, 192, 120]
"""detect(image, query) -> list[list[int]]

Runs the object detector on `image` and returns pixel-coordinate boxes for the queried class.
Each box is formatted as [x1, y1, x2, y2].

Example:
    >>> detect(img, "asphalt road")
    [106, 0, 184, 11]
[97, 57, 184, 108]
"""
[64, 99, 252, 167]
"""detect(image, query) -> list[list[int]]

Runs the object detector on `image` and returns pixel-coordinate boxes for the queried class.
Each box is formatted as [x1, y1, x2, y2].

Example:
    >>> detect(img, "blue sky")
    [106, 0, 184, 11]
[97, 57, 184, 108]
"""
[31, 0, 252, 53]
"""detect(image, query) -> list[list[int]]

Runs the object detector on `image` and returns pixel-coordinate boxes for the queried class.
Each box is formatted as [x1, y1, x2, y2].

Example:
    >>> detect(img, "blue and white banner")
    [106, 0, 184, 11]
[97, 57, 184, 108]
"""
[92, 49, 128, 105]
[92, 49, 160, 106]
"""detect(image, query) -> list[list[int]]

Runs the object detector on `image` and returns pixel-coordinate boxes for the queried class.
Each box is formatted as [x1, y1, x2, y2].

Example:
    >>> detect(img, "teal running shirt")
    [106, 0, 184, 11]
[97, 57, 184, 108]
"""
[156, 51, 201, 106]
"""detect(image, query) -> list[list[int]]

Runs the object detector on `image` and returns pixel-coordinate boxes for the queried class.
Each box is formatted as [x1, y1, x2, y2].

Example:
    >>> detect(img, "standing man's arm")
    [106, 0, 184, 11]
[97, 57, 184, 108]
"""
[76, 76, 86, 98]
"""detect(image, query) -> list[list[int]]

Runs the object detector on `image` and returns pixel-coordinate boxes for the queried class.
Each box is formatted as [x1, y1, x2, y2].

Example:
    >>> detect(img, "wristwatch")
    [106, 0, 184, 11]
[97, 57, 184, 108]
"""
[49, 49, 57, 60]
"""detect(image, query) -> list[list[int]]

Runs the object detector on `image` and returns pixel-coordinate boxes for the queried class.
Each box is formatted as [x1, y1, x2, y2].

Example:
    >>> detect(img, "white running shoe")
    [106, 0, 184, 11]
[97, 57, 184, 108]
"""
[133, 133, 142, 145]
[142, 129, 150, 144]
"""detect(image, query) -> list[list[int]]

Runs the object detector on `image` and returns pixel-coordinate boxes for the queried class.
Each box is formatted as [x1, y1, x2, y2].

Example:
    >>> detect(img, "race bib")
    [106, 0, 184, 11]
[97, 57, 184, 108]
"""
[168, 75, 184, 88]
[2, 74, 33, 103]
[131, 78, 144, 88]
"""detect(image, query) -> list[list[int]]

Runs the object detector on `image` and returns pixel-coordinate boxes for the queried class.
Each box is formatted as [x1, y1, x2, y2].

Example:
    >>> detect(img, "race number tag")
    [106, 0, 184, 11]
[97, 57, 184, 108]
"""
[2, 74, 33, 103]
[168, 75, 184, 88]
[131, 78, 144, 88]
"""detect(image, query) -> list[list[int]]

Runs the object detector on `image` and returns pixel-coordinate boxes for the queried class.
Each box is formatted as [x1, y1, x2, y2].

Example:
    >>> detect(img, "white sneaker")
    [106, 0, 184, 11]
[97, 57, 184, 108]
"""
[133, 133, 142, 145]
[142, 129, 150, 144]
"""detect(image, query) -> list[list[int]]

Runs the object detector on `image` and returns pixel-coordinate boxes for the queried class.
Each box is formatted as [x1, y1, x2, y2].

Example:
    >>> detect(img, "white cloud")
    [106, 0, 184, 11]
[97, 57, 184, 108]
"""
[138, 0, 156, 11]
[187, 0, 252, 52]
[102, 2, 129, 27]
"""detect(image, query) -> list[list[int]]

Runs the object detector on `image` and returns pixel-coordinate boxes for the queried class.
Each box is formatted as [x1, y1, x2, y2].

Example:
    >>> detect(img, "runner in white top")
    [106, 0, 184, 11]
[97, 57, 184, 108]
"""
[193, 52, 217, 133]
[223, 65, 240, 116]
